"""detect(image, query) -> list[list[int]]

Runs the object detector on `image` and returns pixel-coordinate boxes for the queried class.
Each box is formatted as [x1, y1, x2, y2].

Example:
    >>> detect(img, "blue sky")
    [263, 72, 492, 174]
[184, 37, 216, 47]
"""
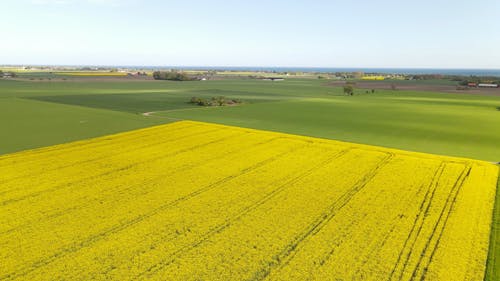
[1, 0, 499, 68]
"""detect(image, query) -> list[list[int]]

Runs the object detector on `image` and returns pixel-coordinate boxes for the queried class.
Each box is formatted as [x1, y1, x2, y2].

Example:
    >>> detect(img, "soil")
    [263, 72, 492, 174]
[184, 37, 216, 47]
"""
[327, 81, 500, 96]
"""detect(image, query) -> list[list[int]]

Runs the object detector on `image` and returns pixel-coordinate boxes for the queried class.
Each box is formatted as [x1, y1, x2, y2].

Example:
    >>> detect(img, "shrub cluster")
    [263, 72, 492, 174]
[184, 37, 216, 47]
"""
[0, 71, 17, 78]
[458, 76, 500, 86]
[343, 85, 354, 95]
[189, 96, 242, 106]
[152, 71, 193, 81]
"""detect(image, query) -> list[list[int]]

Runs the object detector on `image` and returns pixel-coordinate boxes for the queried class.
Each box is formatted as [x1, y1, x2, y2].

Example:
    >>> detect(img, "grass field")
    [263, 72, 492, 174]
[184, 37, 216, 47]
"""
[0, 121, 497, 280]
[155, 92, 500, 162]
[486, 178, 500, 281]
[2, 78, 498, 161]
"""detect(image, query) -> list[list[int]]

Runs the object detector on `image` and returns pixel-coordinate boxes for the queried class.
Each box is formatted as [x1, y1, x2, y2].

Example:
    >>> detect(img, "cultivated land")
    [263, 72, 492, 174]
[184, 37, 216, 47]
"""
[0, 121, 497, 280]
[487, 179, 500, 281]
[329, 80, 500, 96]
[1, 76, 499, 279]
[1, 78, 499, 161]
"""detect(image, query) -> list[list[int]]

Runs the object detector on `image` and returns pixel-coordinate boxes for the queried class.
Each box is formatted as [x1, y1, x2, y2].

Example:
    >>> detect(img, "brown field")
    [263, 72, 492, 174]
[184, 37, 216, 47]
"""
[328, 81, 500, 96]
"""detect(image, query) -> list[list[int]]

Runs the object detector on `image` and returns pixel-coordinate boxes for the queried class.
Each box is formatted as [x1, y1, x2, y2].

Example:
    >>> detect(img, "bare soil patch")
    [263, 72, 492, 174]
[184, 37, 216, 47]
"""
[327, 81, 500, 96]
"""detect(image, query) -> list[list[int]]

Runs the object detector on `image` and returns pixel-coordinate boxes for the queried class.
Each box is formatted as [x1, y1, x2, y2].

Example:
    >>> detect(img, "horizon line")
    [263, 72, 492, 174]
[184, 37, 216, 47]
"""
[2, 64, 500, 70]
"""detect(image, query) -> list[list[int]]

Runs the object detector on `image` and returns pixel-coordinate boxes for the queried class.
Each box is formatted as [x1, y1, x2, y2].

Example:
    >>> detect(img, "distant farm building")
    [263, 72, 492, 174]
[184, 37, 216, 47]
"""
[478, 83, 499, 88]
[127, 72, 148, 77]
[192, 76, 208, 81]
[467, 82, 477, 87]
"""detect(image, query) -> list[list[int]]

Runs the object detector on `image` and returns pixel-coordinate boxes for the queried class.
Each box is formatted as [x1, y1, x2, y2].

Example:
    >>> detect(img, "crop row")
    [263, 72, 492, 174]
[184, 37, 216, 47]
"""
[0, 121, 497, 280]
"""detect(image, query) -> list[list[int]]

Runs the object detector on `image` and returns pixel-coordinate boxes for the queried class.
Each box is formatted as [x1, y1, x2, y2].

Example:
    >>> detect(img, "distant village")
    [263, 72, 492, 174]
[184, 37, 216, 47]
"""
[0, 66, 499, 88]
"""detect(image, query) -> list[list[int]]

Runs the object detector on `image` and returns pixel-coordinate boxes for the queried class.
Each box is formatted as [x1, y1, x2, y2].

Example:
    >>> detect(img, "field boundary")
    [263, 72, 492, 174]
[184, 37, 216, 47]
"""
[485, 172, 500, 281]
[141, 111, 183, 121]
[176, 121, 494, 165]
[1, 120, 494, 167]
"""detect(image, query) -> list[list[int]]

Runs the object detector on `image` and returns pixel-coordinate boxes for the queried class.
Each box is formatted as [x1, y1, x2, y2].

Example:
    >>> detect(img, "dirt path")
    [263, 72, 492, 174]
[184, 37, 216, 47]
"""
[142, 104, 240, 120]
[141, 111, 183, 121]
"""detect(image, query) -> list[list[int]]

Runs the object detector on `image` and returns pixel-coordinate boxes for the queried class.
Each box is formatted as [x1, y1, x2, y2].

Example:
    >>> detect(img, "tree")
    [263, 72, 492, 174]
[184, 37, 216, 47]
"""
[343, 85, 354, 96]
[152, 71, 193, 81]
[213, 96, 226, 106]
[2, 72, 17, 78]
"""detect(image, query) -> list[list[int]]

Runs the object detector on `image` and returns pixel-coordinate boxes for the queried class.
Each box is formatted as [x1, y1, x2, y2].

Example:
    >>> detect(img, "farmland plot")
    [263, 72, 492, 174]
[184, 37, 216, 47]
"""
[0, 121, 497, 280]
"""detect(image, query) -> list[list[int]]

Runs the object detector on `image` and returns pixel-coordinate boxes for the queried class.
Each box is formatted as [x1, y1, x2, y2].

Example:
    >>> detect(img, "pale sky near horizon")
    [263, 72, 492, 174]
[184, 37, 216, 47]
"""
[1, 0, 499, 68]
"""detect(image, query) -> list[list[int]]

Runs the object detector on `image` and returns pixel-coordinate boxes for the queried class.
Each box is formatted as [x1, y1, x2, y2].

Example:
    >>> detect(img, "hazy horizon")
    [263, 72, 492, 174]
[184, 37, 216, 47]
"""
[3, 63, 498, 73]
[2, 64, 500, 70]
[2, 0, 500, 68]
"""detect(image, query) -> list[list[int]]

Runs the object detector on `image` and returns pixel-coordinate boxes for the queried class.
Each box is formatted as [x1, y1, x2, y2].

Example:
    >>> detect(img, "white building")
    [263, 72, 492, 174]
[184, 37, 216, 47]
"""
[478, 83, 498, 88]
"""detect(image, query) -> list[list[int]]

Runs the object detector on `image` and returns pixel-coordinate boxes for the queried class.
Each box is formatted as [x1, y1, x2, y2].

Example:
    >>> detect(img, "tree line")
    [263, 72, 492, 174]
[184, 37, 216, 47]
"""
[152, 71, 193, 81]
[0, 71, 17, 78]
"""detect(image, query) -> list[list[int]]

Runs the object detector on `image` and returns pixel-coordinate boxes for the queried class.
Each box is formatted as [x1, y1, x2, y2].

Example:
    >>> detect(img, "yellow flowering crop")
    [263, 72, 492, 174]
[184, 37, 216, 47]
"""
[361, 75, 386, 80]
[54, 72, 129, 76]
[0, 121, 497, 280]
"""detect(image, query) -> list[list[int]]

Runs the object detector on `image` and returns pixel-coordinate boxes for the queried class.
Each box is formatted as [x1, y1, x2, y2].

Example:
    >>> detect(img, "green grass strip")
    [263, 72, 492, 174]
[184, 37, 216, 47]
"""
[485, 170, 500, 281]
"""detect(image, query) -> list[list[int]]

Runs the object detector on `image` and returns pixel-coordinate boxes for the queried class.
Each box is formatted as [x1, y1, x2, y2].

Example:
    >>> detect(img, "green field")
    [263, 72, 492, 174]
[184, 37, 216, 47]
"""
[487, 178, 500, 281]
[0, 81, 167, 154]
[1, 77, 499, 279]
[3, 78, 499, 161]
[156, 92, 500, 162]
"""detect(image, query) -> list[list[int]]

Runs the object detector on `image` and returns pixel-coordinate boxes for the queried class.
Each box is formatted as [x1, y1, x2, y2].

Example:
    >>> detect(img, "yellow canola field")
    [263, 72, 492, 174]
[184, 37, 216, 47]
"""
[361, 75, 386, 80]
[54, 72, 129, 76]
[0, 121, 497, 281]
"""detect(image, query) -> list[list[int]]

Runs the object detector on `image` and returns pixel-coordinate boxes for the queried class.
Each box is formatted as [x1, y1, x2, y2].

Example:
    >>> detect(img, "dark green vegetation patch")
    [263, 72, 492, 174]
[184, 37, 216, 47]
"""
[26, 89, 273, 113]
[486, 176, 500, 281]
